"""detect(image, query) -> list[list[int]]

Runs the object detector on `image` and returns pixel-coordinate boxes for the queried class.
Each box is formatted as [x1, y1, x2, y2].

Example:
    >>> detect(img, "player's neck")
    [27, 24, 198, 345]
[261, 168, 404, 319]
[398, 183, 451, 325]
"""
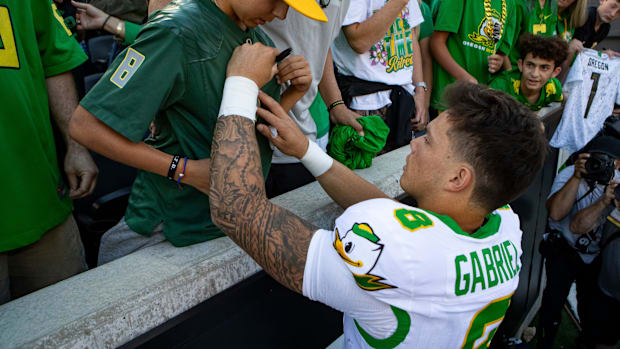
[595, 12, 604, 31]
[418, 198, 487, 235]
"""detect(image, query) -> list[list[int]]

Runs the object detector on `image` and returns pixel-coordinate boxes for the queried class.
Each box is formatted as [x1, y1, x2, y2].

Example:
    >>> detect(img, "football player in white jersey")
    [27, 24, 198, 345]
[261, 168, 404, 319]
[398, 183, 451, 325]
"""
[207, 44, 548, 348]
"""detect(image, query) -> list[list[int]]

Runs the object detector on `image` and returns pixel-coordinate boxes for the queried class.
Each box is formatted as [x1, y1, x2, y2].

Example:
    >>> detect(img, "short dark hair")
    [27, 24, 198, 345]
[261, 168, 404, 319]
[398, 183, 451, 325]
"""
[519, 33, 569, 68]
[443, 82, 548, 211]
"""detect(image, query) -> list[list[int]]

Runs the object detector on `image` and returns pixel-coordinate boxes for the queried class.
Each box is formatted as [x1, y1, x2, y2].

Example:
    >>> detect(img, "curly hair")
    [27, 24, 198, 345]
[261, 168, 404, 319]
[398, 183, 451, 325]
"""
[442, 82, 548, 211]
[519, 33, 569, 67]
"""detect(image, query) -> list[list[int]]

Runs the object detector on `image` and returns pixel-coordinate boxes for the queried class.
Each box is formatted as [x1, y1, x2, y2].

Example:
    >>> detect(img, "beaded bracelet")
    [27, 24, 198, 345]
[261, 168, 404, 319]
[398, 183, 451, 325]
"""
[177, 157, 188, 188]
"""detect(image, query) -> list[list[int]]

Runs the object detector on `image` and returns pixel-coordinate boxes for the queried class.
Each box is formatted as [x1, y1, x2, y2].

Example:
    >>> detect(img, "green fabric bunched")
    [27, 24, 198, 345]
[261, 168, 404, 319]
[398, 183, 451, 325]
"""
[328, 115, 390, 170]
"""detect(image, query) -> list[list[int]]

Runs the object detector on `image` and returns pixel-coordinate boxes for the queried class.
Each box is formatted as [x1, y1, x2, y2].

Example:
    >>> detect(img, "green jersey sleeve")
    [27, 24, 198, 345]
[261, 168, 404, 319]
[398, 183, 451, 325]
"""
[434, 0, 463, 34]
[419, 1, 434, 41]
[488, 72, 514, 94]
[80, 23, 185, 143]
[33, 0, 87, 77]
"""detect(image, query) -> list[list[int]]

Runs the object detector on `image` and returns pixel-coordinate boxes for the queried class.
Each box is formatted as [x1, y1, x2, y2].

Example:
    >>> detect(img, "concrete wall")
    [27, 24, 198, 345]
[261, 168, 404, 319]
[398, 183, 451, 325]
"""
[0, 148, 408, 349]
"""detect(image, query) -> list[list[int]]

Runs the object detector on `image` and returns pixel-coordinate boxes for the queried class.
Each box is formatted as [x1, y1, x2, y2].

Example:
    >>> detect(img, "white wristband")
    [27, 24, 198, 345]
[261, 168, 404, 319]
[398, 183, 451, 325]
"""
[218, 76, 259, 122]
[301, 140, 333, 177]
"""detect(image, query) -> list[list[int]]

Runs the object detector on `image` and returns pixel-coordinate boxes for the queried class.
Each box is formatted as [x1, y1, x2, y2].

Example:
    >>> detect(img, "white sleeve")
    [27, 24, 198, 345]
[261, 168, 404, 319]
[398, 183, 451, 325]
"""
[342, 0, 369, 27]
[408, 0, 424, 28]
[547, 166, 575, 198]
[303, 229, 395, 333]
[564, 52, 584, 90]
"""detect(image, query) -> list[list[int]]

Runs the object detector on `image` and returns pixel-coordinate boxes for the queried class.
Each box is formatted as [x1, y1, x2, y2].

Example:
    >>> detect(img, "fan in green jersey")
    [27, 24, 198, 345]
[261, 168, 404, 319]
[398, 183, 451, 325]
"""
[490, 34, 568, 113]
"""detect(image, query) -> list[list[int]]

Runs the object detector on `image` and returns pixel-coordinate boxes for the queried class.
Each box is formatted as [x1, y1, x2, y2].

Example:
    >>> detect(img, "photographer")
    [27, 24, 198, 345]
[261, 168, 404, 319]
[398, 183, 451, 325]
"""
[539, 135, 620, 349]
[588, 207, 620, 349]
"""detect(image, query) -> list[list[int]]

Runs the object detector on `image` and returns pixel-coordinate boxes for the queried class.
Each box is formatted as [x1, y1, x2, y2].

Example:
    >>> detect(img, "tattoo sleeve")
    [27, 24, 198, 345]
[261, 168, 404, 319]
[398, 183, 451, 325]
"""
[209, 115, 319, 294]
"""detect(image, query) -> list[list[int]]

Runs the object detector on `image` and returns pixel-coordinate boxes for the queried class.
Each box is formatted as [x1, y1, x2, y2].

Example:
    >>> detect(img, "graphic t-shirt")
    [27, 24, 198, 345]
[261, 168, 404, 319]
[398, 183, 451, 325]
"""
[550, 49, 620, 154]
[0, 0, 87, 252]
[489, 68, 563, 111]
[431, 0, 517, 110]
[332, 0, 424, 110]
[304, 199, 523, 348]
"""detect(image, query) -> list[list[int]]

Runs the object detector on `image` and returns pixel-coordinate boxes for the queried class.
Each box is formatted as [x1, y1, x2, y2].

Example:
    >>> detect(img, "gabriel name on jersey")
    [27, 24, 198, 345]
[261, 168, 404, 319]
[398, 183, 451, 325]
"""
[303, 199, 523, 348]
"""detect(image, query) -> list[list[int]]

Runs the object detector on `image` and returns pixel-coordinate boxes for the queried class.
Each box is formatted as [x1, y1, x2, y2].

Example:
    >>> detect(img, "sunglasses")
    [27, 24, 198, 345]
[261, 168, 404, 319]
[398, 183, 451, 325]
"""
[319, 0, 330, 8]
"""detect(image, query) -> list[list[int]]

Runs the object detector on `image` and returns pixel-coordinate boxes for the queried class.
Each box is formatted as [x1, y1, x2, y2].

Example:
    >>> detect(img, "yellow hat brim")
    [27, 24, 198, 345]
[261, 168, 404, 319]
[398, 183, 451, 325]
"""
[284, 0, 328, 22]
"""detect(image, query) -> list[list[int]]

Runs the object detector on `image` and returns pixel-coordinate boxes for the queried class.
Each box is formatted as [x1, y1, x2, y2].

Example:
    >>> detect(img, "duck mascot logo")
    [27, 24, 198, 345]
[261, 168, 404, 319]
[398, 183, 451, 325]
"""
[333, 223, 395, 291]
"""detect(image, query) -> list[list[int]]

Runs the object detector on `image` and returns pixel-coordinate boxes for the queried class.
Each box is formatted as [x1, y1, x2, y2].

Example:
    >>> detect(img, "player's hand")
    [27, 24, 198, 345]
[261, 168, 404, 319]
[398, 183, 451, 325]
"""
[227, 43, 279, 88]
[487, 54, 503, 74]
[569, 39, 584, 54]
[329, 104, 364, 136]
[256, 91, 309, 159]
[64, 143, 98, 199]
[277, 55, 312, 93]
[411, 90, 428, 131]
[72, 1, 108, 31]
[573, 153, 590, 179]
[603, 180, 619, 206]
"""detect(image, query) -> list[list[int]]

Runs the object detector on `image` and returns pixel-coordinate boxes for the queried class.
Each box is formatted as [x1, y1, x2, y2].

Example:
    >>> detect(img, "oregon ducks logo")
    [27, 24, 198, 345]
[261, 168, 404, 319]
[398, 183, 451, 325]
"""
[333, 223, 395, 291]
[468, 11, 503, 49]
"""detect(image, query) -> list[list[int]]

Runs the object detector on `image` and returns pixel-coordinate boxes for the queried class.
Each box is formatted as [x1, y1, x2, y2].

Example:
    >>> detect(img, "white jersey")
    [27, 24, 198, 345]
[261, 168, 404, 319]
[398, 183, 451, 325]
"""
[550, 49, 620, 154]
[303, 199, 523, 349]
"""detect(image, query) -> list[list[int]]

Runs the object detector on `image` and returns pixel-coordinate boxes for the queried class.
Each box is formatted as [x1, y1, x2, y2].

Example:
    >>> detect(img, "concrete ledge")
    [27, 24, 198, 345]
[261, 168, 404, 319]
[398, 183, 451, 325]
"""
[0, 146, 407, 349]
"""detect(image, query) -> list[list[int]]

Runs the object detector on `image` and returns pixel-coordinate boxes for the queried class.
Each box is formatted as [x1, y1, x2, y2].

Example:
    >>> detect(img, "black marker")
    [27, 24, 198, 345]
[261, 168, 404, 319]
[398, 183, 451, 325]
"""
[275, 48, 292, 63]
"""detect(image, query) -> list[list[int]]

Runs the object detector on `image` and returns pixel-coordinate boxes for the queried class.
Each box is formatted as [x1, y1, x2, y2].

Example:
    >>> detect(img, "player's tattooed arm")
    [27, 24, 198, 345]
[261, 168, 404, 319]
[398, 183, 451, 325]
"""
[209, 114, 318, 294]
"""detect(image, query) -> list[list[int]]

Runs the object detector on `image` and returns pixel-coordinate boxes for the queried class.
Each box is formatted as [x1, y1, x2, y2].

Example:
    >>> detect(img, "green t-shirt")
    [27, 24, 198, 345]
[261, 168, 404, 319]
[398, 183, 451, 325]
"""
[488, 68, 563, 111]
[431, 0, 517, 110]
[423, 0, 440, 21]
[419, 1, 434, 41]
[0, 0, 87, 252]
[80, 0, 280, 247]
[508, 0, 558, 65]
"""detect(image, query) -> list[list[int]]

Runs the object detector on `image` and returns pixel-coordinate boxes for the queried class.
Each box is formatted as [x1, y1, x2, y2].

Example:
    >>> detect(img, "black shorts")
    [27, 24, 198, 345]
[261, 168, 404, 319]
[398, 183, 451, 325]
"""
[589, 286, 620, 346]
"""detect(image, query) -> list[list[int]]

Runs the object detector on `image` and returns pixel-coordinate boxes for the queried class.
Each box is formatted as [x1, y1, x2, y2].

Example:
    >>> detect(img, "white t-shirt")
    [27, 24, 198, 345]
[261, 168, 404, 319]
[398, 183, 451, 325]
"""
[303, 199, 522, 348]
[261, 0, 350, 164]
[331, 0, 424, 110]
[550, 49, 620, 154]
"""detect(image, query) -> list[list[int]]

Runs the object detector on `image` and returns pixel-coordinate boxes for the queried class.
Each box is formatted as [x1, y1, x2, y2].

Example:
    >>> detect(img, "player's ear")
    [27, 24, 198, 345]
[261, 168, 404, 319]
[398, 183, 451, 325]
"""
[446, 164, 473, 193]
[517, 59, 524, 72]
[551, 65, 562, 78]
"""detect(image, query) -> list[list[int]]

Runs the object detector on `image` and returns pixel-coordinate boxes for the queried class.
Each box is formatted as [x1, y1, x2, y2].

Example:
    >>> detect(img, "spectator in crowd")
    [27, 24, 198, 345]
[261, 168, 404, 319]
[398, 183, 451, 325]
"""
[430, 0, 518, 113]
[260, 0, 358, 197]
[589, 207, 620, 349]
[418, 0, 434, 114]
[0, 0, 97, 305]
[69, 0, 323, 265]
[570, 0, 620, 58]
[507, 0, 560, 66]
[331, 0, 427, 151]
[490, 34, 568, 113]
[557, 0, 588, 43]
[208, 43, 548, 347]
[540, 136, 620, 349]
[71, 0, 143, 46]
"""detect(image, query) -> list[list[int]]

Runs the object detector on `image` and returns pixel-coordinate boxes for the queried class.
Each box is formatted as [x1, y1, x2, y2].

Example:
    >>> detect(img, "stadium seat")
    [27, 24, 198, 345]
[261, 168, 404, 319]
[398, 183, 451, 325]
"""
[87, 35, 115, 66]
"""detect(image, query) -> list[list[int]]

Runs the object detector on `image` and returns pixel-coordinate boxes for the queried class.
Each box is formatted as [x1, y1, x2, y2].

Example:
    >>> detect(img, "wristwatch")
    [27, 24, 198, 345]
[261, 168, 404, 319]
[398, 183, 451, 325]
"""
[414, 81, 428, 92]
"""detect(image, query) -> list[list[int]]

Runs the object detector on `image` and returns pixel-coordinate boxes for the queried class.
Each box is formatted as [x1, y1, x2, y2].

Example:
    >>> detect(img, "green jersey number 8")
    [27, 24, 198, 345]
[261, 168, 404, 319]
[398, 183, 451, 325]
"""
[0, 6, 19, 69]
[460, 294, 512, 349]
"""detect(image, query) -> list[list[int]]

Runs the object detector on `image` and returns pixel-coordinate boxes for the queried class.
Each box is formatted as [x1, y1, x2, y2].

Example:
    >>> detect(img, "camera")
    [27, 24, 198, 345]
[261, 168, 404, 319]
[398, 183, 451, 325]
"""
[584, 152, 616, 185]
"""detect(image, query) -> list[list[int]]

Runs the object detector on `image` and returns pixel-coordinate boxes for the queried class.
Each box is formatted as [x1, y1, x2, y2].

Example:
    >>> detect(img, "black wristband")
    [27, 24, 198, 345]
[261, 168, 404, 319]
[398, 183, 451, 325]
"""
[327, 100, 344, 113]
[101, 15, 112, 30]
[167, 155, 181, 181]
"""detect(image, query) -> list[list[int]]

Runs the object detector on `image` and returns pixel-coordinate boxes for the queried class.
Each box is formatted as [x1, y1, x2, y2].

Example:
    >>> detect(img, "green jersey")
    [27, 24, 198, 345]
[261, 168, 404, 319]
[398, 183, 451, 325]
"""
[80, 0, 280, 247]
[419, 1, 434, 41]
[0, 0, 87, 252]
[508, 0, 558, 65]
[431, 0, 517, 110]
[488, 68, 563, 111]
